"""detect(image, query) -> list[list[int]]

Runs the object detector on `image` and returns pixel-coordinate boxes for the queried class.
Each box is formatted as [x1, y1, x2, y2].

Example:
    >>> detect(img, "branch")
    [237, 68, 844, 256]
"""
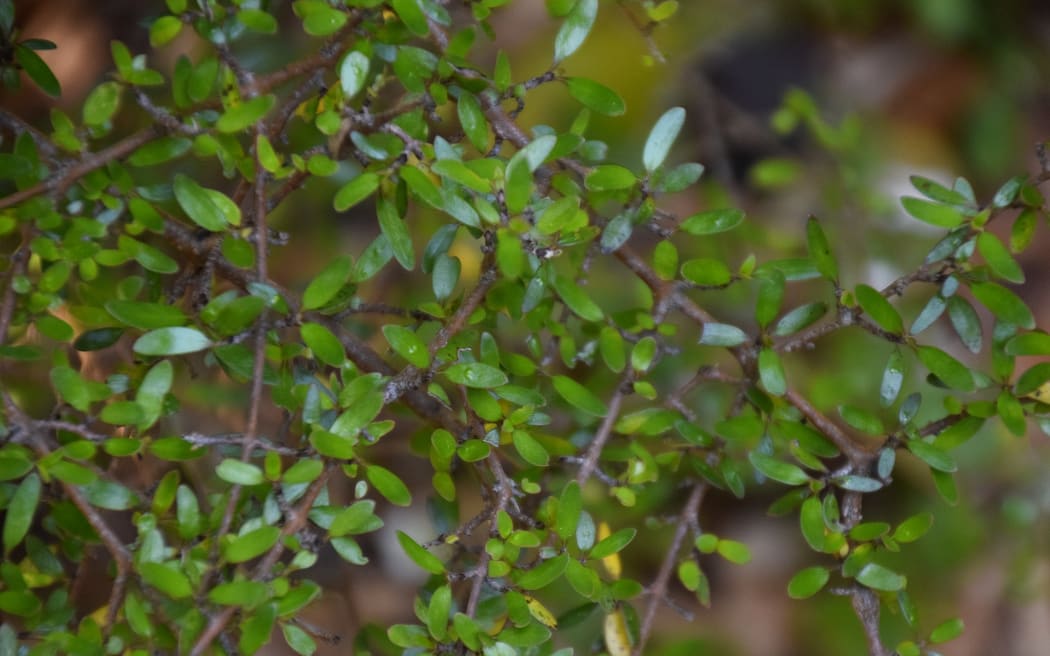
[576, 372, 632, 486]
[633, 482, 706, 656]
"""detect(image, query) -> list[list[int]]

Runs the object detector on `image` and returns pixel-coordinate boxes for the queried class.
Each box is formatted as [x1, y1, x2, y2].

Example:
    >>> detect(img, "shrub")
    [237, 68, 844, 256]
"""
[0, 1, 1046, 655]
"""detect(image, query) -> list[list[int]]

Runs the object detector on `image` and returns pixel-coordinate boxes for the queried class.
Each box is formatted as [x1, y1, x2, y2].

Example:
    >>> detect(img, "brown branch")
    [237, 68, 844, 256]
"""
[850, 586, 890, 656]
[633, 482, 706, 656]
[190, 462, 338, 656]
[0, 126, 162, 210]
[0, 232, 29, 345]
[576, 372, 632, 487]
[784, 389, 874, 466]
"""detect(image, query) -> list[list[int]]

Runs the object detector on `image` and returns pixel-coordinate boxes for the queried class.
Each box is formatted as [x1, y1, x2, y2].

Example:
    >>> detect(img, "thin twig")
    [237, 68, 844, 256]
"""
[576, 372, 632, 486]
[633, 482, 706, 656]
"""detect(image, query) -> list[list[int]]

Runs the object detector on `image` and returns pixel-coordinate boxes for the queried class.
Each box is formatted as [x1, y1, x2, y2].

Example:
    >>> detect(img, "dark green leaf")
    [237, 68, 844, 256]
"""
[907, 439, 956, 472]
[303, 255, 353, 310]
[1005, 331, 1050, 356]
[377, 196, 414, 269]
[224, 526, 281, 563]
[15, 44, 60, 96]
[512, 430, 549, 467]
[552, 275, 603, 321]
[457, 91, 492, 152]
[382, 325, 430, 367]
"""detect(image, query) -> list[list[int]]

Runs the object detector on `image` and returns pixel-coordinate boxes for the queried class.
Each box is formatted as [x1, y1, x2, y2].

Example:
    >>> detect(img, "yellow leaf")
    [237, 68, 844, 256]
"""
[598, 521, 622, 579]
[1023, 381, 1050, 403]
[603, 607, 632, 656]
[524, 594, 558, 628]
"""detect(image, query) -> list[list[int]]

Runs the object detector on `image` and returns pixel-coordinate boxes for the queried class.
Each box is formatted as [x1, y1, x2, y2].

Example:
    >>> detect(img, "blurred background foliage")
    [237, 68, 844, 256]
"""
[5, 0, 1050, 654]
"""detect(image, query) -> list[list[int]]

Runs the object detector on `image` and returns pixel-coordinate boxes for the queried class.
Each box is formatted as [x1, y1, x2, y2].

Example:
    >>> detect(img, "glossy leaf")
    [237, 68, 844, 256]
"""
[133, 327, 212, 356]
[642, 107, 686, 172]
[552, 375, 607, 416]
[788, 566, 830, 599]
[553, 0, 598, 63]
[679, 208, 745, 235]
[445, 362, 508, 388]
[565, 77, 626, 117]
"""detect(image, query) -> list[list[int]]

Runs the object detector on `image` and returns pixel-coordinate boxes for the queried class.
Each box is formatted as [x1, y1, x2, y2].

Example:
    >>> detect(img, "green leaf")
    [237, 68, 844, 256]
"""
[856, 563, 906, 592]
[82, 81, 122, 126]
[366, 465, 412, 506]
[512, 430, 549, 467]
[297, 0, 349, 36]
[376, 197, 414, 269]
[1005, 331, 1050, 355]
[139, 562, 193, 599]
[929, 617, 965, 644]
[970, 281, 1034, 329]
[880, 349, 905, 407]
[445, 362, 508, 388]
[681, 258, 731, 286]
[916, 345, 974, 391]
[173, 174, 228, 231]
[806, 216, 837, 282]
[216, 94, 276, 133]
[599, 211, 634, 253]
[893, 512, 934, 543]
[15, 44, 60, 96]
[679, 208, 745, 235]
[900, 197, 966, 228]
[590, 527, 635, 559]
[838, 404, 884, 435]
[585, 164, 636, 191]
[216, 459, 264, 486]
[910, 175, 970, 205]
[382, 325, 430, 367]
[758, 347, 787, 396]
[787, 566, 830, 599]
[748, 452, 809, 485]
[133, 327, 212, 356]
[992, 176, 1023, 208]
[334, 172, 380, 211]
[772, 302, 827, 337]
[224, 526, 281, 563]
[340, 50, 370, 98]
[907, 440, 956, 472]
[855, 284, 902, 333]
[537, 195, 582, 234]
[3, 474, 40, 554]
[457, 91, 492, 152]
[834, 475, 883, 492]
[716, 539, 751, 564]
[149, 15, 183, 46]
[129, 137, 192, 167]
[303, 255, 353, 310]
[556, 481, 582, 541]
[238, 8, 278, 33]
[755, 270, 785, 328]
[427, 584, 452, 640]
[799, 497, 826, 552]
[515, 553, 569, 591]
[553, 0, 598, 63]
[300, 322, 344, 367]
[565, 77, 625, 117]
[977, 232, 1024, 283]
[396, 530, 445, 574]
[552, 275, 603, 321]
[99, 400, 145, 426]
[946, 295, 982, 354]
[432, 254, 460, 300]
[552, 375, 607, 416]
[391, 0, 428, 35]
[599, 326, 627, 372]
[699, 322, 748, 347]
[642, 107, 686, 172]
